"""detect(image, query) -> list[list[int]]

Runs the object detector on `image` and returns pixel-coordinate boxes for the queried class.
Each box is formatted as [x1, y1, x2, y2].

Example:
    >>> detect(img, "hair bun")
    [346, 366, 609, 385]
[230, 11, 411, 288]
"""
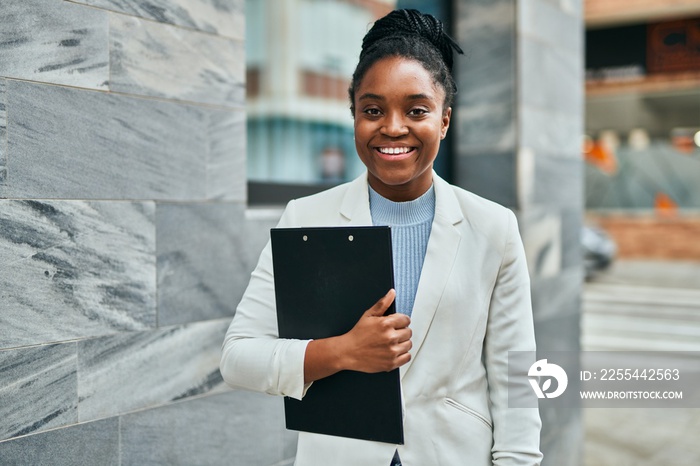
[361, 9, 464, 71]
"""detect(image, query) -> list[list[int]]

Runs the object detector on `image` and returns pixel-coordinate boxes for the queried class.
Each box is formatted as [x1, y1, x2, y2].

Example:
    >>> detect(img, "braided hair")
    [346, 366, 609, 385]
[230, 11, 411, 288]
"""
[349, 9, 464, 116]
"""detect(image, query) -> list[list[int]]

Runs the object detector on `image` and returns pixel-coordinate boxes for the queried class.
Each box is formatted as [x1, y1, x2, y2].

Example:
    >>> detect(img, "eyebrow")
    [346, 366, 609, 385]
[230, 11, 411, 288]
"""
[357, 93, 433, 101]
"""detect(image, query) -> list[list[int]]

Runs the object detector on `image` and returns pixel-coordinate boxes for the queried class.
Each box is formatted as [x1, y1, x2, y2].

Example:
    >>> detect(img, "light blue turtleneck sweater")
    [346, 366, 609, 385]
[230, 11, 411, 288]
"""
[368, 185, 435, 317]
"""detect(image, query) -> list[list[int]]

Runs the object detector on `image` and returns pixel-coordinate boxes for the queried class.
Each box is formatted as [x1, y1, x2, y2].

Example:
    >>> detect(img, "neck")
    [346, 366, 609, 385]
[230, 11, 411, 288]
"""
[367, 174, 433, 202]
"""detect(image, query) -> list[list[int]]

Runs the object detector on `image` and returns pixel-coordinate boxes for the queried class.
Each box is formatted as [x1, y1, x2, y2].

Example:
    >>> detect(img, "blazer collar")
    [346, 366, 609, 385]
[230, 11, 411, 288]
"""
[339, 171, 465, 227]
[339, 173, 372, 225]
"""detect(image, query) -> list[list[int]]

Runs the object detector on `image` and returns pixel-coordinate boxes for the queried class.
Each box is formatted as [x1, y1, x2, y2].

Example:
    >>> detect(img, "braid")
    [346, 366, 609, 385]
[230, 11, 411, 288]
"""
[350, 9, 464, 116]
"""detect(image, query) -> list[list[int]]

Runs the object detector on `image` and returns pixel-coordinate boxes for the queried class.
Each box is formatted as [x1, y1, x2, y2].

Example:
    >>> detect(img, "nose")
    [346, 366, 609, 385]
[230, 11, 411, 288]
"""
[380, 112, 408, 137]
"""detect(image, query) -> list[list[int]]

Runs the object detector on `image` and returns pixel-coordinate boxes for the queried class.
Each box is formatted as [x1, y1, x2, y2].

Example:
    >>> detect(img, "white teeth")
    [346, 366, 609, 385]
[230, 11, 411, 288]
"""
[378, 147, 411, 155]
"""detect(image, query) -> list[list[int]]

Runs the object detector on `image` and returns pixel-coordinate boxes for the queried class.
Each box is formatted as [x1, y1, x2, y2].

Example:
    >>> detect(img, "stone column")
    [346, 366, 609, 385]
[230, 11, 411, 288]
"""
[454, 0, 584, 464]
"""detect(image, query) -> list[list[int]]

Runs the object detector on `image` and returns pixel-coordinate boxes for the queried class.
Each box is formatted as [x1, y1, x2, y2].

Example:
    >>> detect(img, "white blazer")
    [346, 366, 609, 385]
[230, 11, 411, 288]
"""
[221, 172, 542, 465]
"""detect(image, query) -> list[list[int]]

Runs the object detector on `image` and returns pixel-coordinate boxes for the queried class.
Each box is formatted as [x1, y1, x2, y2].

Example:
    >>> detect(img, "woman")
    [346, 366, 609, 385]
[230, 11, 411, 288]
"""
[221, 9, 542, 465]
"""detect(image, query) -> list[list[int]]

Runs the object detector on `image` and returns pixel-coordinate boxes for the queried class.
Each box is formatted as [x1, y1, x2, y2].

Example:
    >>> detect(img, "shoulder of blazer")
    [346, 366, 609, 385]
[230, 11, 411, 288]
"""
[446, 183, 519, 248]
[281, 174, 366, 226]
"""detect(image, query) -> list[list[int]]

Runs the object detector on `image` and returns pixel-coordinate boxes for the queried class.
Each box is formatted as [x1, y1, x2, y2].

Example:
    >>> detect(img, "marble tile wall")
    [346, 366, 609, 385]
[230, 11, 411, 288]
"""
[454, 0, 584, 465]
[0, 418, 119, 466]
[2, 80, 208, 200]
[77, 320, 229, 421]
[0, 343, 78, 441]
[156, 203, 248, 326]
[73, 0, 245, 39]
[0, 0, 109, 89]
[0, 200, 156, 348]
[0, 1, 289, 464]
[208, 109, 247, 201]
[454, 0, 516, 155]
[120, 391, 294, 466]
[0, 79, 6, 184]
[109, 14, 245, 107]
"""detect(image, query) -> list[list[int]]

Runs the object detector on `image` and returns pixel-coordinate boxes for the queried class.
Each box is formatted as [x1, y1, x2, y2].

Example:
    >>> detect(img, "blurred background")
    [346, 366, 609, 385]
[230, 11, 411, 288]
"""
[246, 0, 700, 464]
[0, 0, 697, 465]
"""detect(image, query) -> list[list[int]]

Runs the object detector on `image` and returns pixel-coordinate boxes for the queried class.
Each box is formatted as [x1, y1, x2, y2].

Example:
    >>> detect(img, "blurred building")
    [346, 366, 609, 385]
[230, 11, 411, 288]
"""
[584, 0, 700, 259]
[246, 0, 395, 184]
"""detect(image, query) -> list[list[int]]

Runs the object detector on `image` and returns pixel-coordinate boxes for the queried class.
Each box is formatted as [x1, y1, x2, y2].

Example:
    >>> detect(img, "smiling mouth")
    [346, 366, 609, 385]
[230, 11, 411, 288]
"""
[375, 146, 416, 160]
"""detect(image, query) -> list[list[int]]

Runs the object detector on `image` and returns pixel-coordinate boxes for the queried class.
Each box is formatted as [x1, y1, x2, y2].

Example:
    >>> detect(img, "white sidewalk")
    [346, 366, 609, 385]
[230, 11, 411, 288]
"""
[583, 259, 700, 466]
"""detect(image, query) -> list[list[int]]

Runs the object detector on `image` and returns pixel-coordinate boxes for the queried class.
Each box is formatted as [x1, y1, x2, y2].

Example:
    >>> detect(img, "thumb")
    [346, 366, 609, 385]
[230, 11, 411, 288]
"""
[364, 289, 396, 317]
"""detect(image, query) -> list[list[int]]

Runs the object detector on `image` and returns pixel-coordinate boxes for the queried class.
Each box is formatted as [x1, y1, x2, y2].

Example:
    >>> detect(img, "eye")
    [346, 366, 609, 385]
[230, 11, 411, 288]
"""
[408, 108, 428, 117]
[363, 108, 382, 116]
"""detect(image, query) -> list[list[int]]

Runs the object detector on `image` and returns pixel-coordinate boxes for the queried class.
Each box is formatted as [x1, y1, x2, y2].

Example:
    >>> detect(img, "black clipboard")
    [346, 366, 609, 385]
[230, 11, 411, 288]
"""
[270, 226, 404, 445]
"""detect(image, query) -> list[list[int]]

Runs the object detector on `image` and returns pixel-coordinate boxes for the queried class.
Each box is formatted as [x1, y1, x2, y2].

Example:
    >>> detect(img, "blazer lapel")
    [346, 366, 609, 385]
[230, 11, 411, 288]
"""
[400, 174, 464, 380]
[338, 172, 464, 380]
[339, 173, 373, 226]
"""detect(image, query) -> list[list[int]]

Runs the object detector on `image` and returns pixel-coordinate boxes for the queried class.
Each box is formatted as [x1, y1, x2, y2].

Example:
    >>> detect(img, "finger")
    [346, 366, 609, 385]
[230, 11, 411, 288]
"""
[392, 351, 411, 369]
[364, 289, 396, 317]
[385, 313, 411, 328]
[394, 328, 412, 343]
[395, 339, 413, 355]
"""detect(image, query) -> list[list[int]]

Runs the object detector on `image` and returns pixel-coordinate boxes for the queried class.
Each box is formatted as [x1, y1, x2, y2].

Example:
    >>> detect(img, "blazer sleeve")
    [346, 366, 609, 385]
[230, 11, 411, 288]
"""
[484, 210, 544, 465]
[219, 200, 313, 400]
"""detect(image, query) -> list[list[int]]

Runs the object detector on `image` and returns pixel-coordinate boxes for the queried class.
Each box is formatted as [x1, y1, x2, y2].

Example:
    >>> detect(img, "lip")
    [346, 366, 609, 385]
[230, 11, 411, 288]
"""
[373, 146, 416, 162]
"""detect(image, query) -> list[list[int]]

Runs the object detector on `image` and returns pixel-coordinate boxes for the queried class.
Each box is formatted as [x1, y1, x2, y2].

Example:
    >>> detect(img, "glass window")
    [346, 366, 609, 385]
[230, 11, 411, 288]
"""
[585, 17, 700, 210]
[245, 0, 396, 187]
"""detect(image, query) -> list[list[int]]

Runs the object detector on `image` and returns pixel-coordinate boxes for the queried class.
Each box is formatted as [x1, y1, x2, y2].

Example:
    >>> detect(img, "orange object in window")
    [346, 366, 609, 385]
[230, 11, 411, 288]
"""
[584, 140, 618, 175]
[655, 192, 678, 217]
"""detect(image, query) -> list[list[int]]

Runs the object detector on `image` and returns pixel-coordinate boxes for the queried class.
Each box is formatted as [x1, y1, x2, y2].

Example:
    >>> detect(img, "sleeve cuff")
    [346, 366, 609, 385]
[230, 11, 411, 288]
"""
[276, 338, 313, 400]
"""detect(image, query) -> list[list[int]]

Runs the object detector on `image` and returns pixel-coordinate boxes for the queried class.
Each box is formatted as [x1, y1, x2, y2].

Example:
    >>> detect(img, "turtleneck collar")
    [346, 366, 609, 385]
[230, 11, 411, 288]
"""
[369, 184, 436, 226]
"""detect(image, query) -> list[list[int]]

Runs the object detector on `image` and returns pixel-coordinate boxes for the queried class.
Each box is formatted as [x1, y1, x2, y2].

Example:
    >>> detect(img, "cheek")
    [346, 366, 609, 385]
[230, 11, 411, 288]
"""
[353, 122, 372, 143]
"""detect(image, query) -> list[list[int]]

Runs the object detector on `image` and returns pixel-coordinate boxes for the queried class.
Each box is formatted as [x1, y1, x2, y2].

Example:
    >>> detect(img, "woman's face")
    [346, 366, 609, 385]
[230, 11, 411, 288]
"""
[353, 56, 451, 202]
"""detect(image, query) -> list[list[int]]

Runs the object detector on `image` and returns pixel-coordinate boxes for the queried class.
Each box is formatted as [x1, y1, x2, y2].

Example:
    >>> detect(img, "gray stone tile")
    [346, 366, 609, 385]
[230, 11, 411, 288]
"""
[561, 208, 583, 272]
[0, 201, 155, 348]
[2, 80, 208, 200]
[540, 404, 583, 466]
[0, 79, 6, 185]
[456, 96, 516, 155]
[455, 0, 516, 153]
[519, 0, 582, 55]
[0, 0, 109, 89]
[110, 14, 244, 107]
[282, 428, 299, 465]
[207, 109, 246, 201]
[120, 391, 289, 466]
[533, 312, 581, 355]
[532, 155, 583, 209]
[521, 207, 584, 276]
[74, 0, 245, 40]
[244, 208, 283, 273]
[77, 319, 229, 421]
[455, 0, 515, 33]
[157, 202, 247, 326]
[531, 269, 583, 334]
[519, 107, 583, 158]
[519, 35, 583, 115]
[0, 418, 119, 466]
[0, 343, 78, 441]
[454, 152, 517, 208]
[520, 210, 563, 278]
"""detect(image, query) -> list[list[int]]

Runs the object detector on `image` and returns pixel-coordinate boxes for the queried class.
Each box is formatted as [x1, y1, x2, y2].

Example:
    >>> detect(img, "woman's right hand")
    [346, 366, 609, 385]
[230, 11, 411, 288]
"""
[340, 289, 412, 373]
[303, 289, 412, 383]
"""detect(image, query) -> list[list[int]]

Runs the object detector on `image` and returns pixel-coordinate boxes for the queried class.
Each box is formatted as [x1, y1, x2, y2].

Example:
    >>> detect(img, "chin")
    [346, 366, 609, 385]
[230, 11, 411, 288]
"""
[372, 172, 414, 186]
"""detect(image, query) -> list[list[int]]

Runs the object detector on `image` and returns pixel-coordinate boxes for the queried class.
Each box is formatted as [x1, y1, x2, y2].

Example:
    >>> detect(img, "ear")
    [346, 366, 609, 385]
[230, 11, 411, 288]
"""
[440, 107, 452, 140]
